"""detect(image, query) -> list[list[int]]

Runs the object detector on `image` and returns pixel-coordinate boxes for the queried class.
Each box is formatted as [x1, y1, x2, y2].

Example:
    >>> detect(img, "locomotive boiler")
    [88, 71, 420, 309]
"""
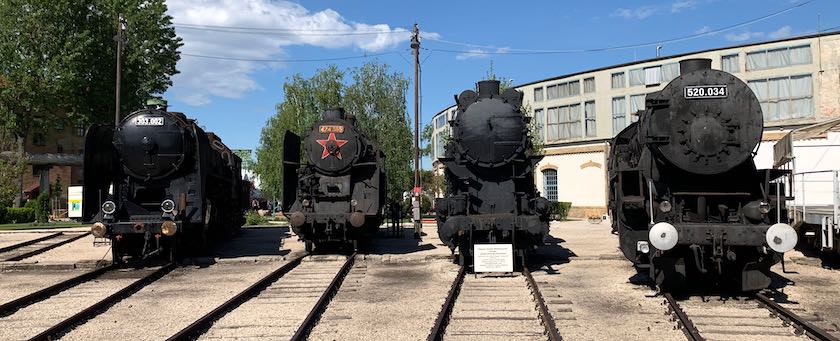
[282, 108, 386, 251]
[608, 59, 797, 291]
[435, 80, 551, 267]
[83, 100, 249, 263]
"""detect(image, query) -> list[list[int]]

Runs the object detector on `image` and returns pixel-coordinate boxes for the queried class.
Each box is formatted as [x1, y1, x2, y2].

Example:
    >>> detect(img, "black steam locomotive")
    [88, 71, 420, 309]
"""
[84, 100, 249, 262]
[608, 59, 797, 291]
[435, 80, 551, 266]
[282, 108, 386, 251]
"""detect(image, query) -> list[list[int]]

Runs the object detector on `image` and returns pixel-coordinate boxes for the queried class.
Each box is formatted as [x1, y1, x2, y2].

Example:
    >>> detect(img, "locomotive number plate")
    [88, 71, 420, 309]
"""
[135, 117, 164, 126]
[319, 125, 344, 133]
[684, 85, 727, 99]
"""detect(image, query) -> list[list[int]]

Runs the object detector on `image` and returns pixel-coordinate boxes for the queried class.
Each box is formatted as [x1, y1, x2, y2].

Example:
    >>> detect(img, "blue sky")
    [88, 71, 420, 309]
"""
[162, 0, 839, 169]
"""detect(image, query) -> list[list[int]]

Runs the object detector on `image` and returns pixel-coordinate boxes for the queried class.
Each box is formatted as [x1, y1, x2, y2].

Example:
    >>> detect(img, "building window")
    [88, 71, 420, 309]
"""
[547, 104, 581, 141]
[644, 66, 661, 86]
[584, 101, 596, 137]
[32, 132, 47, 146]
[533, 108, 545, 142]
[611, 72, 625, 89]
[629, 68, 645, 86]
[661, 63, 680, 83]
[546, 84, 559, 100]
[534, 87, 544, 102]
[612, 96, 627, 135]
[435, 114, 447, 129]
[629, 94, 646, 122]
[722, 54, 740, 73]
[542, 169, 558, 202]
[434, 133, 445, 158]
[76, 124, 86, 137]
[746, 45, 811, 71]
[748, 74, 814, 121]
[54, 121, 65, 131]
[583, 77, 595, 93]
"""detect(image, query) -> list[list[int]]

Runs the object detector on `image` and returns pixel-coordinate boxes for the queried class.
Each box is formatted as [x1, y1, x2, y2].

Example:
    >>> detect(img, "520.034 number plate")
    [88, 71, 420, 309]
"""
[684, 85, 727, 99]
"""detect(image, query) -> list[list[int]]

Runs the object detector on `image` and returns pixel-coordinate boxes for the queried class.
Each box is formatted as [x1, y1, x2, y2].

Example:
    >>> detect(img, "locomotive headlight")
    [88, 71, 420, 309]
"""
[161, 199, 176, 213]
[101, 201, 116, 215]
[659, 200, 672, 213]
[350, 199, 358, 207]
[302, 199, 311, 207]
[161, 220, 177, 237]
[758, 202, 771, 214]
[648, 222, 679, 251]
[765, 223, 797, 253]
[91, 222, 107, 238]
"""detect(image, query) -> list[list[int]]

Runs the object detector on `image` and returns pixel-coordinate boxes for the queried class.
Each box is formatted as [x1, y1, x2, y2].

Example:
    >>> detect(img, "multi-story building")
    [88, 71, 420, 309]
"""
[430, 31, 840, 218]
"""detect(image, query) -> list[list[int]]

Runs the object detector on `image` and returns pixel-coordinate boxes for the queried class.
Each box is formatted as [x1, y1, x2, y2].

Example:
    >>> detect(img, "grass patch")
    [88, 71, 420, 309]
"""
[0, 221, 86, 231]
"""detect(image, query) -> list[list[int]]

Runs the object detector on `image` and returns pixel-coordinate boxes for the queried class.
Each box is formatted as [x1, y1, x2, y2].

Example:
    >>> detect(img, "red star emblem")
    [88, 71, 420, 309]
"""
[316, 133, 348, 159]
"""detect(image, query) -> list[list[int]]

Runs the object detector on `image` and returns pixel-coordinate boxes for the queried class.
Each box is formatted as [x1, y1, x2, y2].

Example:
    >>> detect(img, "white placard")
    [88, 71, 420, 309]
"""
[68, 186, 83, 218]
[473, 244, 513, 273]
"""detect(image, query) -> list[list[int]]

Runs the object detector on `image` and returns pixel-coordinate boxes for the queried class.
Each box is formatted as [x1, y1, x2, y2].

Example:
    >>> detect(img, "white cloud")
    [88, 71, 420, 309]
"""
[165, 0, 438, 106]
[671, 0, 698, 13]
[769, 25, 793, 39]
[725, 31, 764, 42]
[694, 26, 712, 35]
[611, 6, 658, 19]
[455, 47, 510, 60]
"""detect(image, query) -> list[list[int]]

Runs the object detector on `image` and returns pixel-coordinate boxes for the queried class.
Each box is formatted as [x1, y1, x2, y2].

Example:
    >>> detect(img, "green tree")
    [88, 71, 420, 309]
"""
[0, 0, 181, 140]
[255, 62, 412, 203]
[232, 149, 256, 172]
[0, 129, 25, 207]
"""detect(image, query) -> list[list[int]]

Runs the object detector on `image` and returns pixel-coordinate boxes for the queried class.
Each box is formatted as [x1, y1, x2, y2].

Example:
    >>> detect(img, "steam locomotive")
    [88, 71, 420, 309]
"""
[435, 80, 551, 266]
[608, 59, 797, 291]
[282, 108, 386, 251]
[84, 99, 249, 263]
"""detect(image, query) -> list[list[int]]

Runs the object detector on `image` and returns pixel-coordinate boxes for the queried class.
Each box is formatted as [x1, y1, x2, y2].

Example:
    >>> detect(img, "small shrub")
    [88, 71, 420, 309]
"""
[551, 201, 572, 221]
[23, 200, 37, 209]
[0, 206, 6, 223]
[245, 211, 269, 225]
[34, 191, 50, 223]
[5, 207, 35, 223]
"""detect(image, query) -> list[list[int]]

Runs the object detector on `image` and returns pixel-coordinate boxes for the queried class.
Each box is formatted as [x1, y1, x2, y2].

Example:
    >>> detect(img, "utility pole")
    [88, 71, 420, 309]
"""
[411, 23, 423, 240]
[114, 14, 126, 127]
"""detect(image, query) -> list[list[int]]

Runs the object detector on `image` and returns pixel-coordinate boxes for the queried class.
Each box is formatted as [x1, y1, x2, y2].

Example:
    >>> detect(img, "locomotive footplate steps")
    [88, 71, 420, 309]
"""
[662, 292, 839, 341]
[1, 232, 91, 262]
[428, 264, 562, 341]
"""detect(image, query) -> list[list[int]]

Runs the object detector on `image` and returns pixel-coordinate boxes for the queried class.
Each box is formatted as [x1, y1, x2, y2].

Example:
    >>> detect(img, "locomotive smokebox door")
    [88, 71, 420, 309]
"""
[282, 130, 301, 212]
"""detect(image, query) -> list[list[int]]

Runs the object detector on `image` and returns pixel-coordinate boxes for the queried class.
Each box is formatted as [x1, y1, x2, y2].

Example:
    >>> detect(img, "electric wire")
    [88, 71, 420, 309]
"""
[180, 51, 396, 63]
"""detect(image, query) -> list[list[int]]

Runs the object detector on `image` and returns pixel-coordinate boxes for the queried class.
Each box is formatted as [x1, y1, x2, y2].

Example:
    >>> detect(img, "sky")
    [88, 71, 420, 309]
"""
[161, 0, 840, 169]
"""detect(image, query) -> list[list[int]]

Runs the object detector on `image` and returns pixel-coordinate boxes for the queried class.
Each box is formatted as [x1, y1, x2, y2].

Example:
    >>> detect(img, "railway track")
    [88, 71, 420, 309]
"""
[428, 265, 562, 341]
[664, 292, 840, 341]
[168, 252, 356, 341]
[0, 232, 90, 262]
[0, 263, 174, 340]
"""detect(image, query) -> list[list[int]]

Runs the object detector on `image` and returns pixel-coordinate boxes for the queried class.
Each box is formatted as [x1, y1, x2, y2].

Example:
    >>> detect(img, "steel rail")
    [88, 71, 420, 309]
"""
[28, 262, 175, 341]
[663, 293, 704, 341]
[0, 264, 116, 317]
[523, 267, 563, 341]
[291, 252, 357, 341]
[755, 292, 840, 341]
[426, 265, 466, 341]
[0, 232, 64, 254]
[2, 232, 91, 262]
[166, 255, 306, 341]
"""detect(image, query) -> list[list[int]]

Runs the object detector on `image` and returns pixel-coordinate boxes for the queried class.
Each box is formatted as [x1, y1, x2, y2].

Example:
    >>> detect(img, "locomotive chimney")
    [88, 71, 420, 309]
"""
[323, 107, 346, 120]
[476, 80, 501, 97]
[679, 58, 712, 74]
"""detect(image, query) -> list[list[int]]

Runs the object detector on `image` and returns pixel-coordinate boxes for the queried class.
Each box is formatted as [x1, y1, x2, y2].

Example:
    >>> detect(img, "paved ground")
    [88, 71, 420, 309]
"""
[0, 220, 837, 340]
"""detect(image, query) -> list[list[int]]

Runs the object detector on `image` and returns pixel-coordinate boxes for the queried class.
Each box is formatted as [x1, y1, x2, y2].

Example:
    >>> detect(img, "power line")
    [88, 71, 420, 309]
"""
[424, 0, 818, 55]
[180, 52, 395, 63]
